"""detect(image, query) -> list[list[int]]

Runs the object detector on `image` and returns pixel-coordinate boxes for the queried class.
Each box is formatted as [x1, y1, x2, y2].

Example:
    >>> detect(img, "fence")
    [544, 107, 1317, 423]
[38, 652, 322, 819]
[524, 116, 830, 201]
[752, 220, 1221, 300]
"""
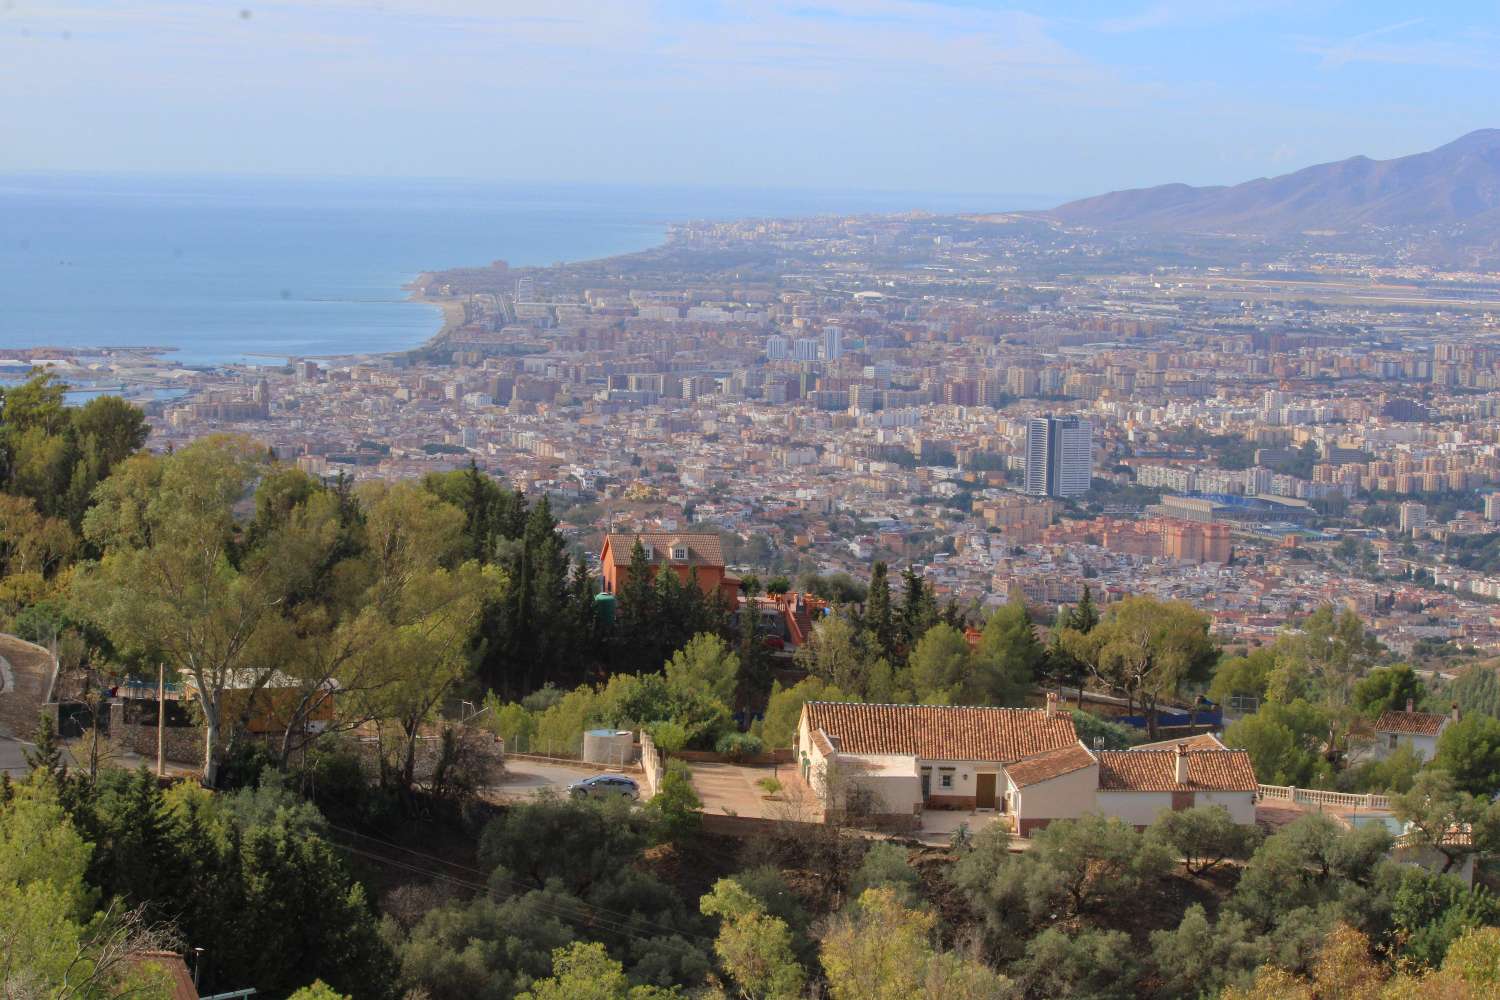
[639, 731, 663, 799]
[1258, 783, 1391, 811]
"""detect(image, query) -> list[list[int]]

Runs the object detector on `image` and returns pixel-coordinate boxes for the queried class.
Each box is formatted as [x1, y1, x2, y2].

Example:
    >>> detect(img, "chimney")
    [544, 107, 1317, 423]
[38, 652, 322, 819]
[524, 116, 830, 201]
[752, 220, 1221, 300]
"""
[1175, 742, 1190, 785]
[1453, 703, 1461, 723]
[1045, 691, 1058, 719]
[1406, 698, 1415, 714]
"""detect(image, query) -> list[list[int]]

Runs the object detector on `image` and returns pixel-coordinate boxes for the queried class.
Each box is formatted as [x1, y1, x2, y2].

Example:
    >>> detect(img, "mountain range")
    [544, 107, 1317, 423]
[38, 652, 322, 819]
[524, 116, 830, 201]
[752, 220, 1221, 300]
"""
[1046, 130, 1500, 243]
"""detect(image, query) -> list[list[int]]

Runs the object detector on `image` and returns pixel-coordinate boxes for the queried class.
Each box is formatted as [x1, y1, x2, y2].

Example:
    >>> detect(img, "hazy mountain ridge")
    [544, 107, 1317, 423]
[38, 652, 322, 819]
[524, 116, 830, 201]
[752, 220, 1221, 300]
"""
[1047, 130, 1500, 240]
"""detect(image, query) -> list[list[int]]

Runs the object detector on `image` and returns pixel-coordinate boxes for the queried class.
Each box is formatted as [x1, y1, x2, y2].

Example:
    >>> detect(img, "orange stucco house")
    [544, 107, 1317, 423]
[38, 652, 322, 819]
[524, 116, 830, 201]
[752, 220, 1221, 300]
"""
[599, 532, 740, 604]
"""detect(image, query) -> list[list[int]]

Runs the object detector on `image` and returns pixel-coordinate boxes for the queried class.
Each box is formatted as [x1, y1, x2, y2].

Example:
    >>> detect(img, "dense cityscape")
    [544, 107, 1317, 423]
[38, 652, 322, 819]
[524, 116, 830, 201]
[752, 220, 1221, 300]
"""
[10, 3, 1500, 993]
[22, 209, 1500, 664]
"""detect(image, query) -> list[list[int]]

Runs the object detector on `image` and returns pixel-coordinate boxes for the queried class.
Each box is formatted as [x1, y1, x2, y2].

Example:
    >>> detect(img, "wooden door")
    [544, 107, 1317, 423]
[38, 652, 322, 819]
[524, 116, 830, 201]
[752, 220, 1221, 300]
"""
[976, 773, 997, 809]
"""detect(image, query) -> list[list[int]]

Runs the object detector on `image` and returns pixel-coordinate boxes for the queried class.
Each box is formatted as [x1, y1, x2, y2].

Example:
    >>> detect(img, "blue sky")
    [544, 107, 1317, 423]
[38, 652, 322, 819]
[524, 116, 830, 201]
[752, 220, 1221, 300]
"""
[1, 0, 1496, 203]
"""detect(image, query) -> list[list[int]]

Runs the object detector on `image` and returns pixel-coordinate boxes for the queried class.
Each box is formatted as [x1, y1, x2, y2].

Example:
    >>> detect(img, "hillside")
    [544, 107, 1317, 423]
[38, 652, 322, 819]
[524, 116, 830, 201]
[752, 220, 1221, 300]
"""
[1048, 129, 1500, 240]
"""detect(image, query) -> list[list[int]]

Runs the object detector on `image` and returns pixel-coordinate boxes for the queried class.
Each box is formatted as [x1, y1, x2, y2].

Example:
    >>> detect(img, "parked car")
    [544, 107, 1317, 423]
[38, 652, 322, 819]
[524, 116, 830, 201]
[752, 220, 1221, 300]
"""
[568, 774, 640, 801]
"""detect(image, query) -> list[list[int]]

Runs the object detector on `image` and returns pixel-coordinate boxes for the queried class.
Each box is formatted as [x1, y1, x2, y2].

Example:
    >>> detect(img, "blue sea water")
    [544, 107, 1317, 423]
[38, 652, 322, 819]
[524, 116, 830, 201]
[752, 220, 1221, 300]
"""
[0, 174, 1040, 366]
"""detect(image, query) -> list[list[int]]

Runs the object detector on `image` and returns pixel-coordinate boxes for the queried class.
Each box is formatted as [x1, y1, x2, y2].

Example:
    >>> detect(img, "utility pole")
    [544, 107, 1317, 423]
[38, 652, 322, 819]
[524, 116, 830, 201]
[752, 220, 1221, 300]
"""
[156, 663, 165, 778]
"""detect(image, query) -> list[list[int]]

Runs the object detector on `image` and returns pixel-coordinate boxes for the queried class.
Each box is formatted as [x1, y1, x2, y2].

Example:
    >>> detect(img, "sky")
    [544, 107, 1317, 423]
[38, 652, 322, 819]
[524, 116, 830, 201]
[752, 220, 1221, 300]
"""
[1, 0, 1497, 204]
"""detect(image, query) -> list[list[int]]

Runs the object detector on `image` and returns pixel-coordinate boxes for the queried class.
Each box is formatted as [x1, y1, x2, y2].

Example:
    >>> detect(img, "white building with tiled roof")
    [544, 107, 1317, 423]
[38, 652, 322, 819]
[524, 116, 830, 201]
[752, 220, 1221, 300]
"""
[1372, 700, 1458, 761]
[795, 698, 1257, 836]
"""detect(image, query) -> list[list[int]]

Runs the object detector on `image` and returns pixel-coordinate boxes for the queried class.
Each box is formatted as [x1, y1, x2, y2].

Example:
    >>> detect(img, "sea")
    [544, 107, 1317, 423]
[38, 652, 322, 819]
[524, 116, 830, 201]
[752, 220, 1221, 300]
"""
[0, 174, 1047, 367]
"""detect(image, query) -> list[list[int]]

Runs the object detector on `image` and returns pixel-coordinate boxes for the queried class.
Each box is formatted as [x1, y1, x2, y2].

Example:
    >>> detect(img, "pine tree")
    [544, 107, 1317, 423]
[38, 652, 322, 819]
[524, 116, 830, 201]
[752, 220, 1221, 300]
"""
[1069, 584, 1100, 634]
[23, 711, 66, 782]
[899, 566, 938, 655]
[866, 561, 895, 660]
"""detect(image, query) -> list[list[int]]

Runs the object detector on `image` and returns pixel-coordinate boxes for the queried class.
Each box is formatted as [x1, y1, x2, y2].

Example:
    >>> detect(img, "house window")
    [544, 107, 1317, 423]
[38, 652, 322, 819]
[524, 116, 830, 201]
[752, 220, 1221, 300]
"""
[1388, 733, 1399, 750]
[939, 769, 954, 790]
[642, 545, 654, 559]
[672, 546, 688, 561]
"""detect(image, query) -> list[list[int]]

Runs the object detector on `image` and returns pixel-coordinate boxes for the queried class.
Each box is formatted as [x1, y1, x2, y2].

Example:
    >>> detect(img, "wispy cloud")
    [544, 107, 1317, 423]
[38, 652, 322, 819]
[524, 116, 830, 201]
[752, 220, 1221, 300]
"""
[1301, 17, 1496, 71]
[1095, 0, 1294, 34]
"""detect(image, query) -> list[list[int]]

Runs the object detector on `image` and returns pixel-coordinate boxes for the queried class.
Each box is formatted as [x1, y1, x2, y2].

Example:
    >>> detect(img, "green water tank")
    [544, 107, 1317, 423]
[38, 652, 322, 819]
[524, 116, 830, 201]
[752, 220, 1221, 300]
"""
[593, 592, 616, 626]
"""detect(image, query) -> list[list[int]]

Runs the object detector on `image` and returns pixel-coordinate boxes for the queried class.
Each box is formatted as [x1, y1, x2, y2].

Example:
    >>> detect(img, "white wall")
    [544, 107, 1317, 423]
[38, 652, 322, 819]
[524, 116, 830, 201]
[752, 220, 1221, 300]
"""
[1093, 790, 1256, 827]
[1008, 764, 1099, 824]
[1094, 790, 1175, 827]
[1196, 791, 1256, 824]
[852, 773, 923, 815]
[1374, 731, 1439, 761]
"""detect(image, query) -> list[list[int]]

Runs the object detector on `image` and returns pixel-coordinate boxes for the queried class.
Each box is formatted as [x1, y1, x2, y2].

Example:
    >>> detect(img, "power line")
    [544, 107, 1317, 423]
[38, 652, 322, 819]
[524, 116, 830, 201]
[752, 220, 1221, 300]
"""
[325, 828, 715, 946]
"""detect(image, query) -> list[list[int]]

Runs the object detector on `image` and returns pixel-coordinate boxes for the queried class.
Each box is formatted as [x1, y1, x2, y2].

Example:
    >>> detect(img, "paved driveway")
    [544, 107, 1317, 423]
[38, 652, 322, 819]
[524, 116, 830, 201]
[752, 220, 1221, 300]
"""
[689, 761, 809, 820]
[0, 635, 54, 778]
[488, 758, 633, 801]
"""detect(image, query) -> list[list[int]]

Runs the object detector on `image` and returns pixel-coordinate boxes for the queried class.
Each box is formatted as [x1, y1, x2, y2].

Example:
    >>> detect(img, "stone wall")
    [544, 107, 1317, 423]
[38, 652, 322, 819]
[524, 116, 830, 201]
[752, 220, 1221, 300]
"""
[109, 701, 204, 764]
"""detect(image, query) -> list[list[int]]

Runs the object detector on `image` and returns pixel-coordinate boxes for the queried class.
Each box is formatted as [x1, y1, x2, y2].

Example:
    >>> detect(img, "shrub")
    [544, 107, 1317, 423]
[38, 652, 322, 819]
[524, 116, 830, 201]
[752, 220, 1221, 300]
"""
[647, 720, 689, 754]
[716, 732, 765, 761]
[649, 759, 702, 840]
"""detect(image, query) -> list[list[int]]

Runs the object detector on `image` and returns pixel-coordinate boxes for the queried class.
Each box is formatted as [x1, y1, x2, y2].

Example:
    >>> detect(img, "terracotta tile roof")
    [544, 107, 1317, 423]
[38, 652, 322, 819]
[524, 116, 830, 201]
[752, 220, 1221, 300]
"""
[810, 728, 837, 757]
[1134, 732, 1227, 752]
[604, 532, 725, 568]
[1374, 710, 1449, 737]
[1096, 749, 1258, 792]
[1005, 742, 1097, 788]
[802, 702, 1078, 763]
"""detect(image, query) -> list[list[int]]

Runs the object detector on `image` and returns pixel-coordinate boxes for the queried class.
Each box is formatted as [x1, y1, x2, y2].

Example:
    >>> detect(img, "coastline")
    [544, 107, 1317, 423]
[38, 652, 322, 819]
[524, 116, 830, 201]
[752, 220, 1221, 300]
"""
[406, 278, 470, 350]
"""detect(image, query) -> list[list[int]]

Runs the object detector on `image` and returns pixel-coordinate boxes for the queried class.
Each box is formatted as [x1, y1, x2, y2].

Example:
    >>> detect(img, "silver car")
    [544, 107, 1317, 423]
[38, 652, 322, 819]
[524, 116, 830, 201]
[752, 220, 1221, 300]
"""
[568, 774, 640, 801]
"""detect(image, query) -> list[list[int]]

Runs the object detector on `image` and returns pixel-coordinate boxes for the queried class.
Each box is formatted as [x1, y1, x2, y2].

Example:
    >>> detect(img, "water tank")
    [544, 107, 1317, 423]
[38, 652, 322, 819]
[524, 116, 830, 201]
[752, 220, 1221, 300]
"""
[581, 729, 634, 766]
[593, 592, 616, 626]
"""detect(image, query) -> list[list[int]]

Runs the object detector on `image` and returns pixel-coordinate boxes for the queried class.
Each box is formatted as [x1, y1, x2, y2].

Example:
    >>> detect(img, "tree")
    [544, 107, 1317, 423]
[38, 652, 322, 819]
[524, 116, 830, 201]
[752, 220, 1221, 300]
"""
[1067, 584, 1099, 634]
[760, 678, 851, 750]
[1392, 769, 1500, 874]
[1389, 865, 1500, 968]
[899, 566, 939, 652]
[1435, 713, 1500, 796]
[1451, 664, 1500, 720]
[954, 814, 1173, 948]
[699, 879, 805, 1000]
[1016, 927, 1138, 1000]
[848, 843, 921, 908]
[0, 778, 177, 1000]
[1084, 596, 1217, 737]
[1148, 804, 1262, 875]
[76, 437, 292, 783]
[1207, 647, 1276, 709]
[1352, 663, 1427, 718]
[1223, 699, 1331, 787]
[908, 623, 972, 705]
[287, 982, 353, 1000]
[794, 616, 870, 695]
[479, 797, 652, 896]
[1227, 814, 1392, 932]
[348, 481, 501, 791]
[664, 632, 739, 707]
[865, 562, 896, 661]
[518, 942, 679, 1000]
[1268, 605, 1381, 754]
[969, 599, 1042, 706]
[820, 887, 1012, 1000]
[648, 760, 702, 841]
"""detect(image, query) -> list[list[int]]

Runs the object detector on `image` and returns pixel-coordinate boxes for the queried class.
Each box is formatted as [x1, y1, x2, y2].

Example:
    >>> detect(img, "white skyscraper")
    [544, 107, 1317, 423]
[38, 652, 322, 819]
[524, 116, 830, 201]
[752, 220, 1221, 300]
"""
[793, 338, 820, 362]
[765, 334, 789, 361]
[1025, 415, 1092, 497]
[822, 326, 844, 360]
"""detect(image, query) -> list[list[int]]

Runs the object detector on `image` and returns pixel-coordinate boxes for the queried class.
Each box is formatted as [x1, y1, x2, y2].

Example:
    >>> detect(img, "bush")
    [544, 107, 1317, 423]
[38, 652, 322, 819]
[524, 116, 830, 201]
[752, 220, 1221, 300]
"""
[715, 732, 764, 761]
[1147, 805, 1262, 875]
[849, 842, 920, 907]
[649, 759, 702, 840]
[647, 720, 689, 754]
